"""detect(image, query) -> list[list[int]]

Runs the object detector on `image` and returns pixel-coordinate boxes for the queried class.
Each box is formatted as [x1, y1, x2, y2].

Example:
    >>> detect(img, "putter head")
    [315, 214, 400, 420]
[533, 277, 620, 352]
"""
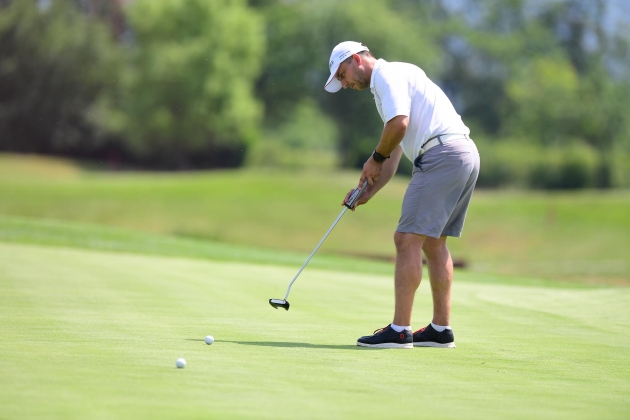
[269, 299, 290, 310]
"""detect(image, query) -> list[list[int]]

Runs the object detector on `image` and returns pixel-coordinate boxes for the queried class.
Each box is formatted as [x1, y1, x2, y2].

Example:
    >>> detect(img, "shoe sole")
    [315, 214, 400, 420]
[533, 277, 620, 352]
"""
[357, 341, 413, 349]
[413, 342, 456, 348]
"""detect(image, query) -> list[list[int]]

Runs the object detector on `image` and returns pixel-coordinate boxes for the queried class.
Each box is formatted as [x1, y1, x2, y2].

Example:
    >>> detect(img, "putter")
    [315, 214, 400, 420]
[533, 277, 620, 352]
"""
[269, 180, 369, 310]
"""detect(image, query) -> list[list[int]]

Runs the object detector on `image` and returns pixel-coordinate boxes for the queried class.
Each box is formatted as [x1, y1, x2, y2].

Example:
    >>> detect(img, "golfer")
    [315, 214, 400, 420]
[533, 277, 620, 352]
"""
[325, 41, 480, 348]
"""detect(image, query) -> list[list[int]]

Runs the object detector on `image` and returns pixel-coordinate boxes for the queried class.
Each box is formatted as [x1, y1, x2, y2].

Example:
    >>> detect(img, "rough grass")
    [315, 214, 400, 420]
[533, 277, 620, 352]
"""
[0, 215, 396, 277]
[0, 153, 628, 284]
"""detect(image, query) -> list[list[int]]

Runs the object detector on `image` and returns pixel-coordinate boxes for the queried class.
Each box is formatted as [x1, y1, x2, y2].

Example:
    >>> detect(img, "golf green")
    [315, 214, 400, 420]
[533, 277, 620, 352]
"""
[1, 242, 628, 419]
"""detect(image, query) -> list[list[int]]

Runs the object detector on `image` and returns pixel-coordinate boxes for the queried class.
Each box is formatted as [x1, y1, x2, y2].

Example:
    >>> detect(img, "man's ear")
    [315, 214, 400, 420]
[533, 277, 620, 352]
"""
[352, 53, 362, 66]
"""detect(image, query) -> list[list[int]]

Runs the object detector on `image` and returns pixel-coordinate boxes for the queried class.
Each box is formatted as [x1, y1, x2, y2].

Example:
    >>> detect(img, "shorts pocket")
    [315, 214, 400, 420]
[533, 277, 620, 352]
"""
[416, 151, 450, 173]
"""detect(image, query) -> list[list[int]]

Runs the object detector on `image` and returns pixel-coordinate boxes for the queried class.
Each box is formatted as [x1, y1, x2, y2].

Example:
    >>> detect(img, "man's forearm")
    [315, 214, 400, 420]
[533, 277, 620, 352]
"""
[374, 115, 408, 157]
[358, 114, 408, 193]
[370, 146, 403, 194]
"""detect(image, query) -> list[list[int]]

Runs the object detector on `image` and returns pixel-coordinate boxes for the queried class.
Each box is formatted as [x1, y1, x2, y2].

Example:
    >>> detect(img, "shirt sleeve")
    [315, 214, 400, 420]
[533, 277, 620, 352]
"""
[375, 68, 411, 123]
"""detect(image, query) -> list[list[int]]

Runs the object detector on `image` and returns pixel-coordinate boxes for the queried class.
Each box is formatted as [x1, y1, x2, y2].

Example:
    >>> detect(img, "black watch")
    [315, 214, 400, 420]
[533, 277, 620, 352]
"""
[372, 150, 390, 163]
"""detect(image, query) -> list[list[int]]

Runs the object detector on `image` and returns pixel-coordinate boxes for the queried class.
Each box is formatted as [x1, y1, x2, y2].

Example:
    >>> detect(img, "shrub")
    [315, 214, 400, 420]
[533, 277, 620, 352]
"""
[528, 143, 598, 189]
[247, 99, 339, 170]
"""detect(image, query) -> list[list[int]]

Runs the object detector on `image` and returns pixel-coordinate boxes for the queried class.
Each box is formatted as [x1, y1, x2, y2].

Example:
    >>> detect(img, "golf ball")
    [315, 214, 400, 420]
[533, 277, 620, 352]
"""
[176, 358, 186, 368]
[205, 335, 214, 345]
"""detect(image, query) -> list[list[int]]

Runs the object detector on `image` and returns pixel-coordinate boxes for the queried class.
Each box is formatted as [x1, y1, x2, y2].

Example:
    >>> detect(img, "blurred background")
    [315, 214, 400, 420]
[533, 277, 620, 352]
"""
[1, 0, 629, 284]
[2, 0, 630, 185]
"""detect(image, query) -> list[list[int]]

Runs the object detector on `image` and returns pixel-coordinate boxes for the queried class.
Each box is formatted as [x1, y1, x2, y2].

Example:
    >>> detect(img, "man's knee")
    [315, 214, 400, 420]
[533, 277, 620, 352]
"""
[422, 236, 449, 259]
[394, 231, 425, 254]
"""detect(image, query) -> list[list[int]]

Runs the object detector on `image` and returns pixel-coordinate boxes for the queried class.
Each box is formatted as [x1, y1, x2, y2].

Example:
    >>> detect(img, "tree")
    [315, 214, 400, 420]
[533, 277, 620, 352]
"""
[0, 0, 120, 156]
[105, 0, 265, 168]
[437, 0, 630, 187]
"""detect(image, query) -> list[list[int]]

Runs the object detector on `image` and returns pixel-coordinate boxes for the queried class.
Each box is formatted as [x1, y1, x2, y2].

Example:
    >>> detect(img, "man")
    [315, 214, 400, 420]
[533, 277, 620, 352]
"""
[325, 41, 480, 349]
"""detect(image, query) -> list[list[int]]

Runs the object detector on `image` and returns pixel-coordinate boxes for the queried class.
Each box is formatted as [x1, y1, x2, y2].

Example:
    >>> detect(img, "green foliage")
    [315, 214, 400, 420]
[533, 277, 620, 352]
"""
[104, 0, 265, 168]
[247, 98, 339, 169]
[438, 0, 630, 187]
[1, 0, 629, 187]
[476, 138, 606, 189]
[475, 138, 540, 188]
[255, 0, 442, 168]
[0, 0, 120, 154]
[505, 57, 580, 142]
[612, 149, 630, 188]
[528, 143, 599, 189]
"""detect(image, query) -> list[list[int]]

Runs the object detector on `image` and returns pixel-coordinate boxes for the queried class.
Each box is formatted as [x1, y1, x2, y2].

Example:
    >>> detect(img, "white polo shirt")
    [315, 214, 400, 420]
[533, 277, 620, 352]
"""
[370, 59, 470, 162]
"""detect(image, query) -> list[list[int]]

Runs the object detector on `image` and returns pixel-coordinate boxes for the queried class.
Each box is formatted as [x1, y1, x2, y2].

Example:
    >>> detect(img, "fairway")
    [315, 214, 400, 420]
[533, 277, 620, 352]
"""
[1, 241, 628, 419]
[1, 155, 629, 284]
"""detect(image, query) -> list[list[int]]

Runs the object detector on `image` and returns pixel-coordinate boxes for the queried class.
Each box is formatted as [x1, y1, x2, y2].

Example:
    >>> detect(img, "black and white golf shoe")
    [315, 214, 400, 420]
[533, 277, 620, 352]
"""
[412, 324, 456, 348]
[356, 324, 413, 349]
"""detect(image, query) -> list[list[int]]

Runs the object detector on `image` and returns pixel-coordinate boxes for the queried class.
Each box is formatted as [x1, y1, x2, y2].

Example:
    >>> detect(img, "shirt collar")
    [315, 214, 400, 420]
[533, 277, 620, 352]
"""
[370, 59, 387, 93]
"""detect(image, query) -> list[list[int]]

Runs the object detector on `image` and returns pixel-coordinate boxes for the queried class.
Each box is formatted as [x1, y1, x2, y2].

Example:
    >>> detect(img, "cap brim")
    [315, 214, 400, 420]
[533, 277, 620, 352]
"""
[325, 77, 342, 93]
[324, 65, 342, 93]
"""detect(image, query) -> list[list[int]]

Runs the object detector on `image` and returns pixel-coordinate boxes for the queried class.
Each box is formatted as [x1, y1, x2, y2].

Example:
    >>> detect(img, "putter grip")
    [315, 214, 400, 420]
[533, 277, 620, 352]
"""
[345, 180, 369, 209]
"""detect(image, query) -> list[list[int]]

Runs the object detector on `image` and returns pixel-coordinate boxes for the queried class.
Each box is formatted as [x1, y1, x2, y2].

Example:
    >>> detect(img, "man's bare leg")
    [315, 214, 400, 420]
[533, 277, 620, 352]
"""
[392, 232, 426, 326]
[422, 236, 452, 326]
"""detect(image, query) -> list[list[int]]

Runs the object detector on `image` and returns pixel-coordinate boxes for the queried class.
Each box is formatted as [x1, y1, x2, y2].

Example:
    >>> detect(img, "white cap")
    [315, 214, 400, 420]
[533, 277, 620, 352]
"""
[324, 41, 369, 93]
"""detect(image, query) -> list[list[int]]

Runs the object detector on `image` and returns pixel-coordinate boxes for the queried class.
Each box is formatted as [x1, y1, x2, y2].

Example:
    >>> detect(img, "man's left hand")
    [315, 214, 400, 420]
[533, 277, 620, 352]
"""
[360, 156, 383, 188]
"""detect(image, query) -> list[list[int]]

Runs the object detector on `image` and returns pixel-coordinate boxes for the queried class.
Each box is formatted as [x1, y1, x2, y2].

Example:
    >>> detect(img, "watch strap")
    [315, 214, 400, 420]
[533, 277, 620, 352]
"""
[372, 150, 390, 163]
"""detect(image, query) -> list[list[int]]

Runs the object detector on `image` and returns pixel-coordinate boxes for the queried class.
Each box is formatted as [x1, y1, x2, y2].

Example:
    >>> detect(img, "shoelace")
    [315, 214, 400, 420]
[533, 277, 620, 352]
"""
[412, 325, 428, 335]
[373, 324, 391, 335]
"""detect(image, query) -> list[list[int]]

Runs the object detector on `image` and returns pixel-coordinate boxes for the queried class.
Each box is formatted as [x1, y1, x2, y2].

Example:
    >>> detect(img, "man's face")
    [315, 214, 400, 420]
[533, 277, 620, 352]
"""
[336, 55, 369, 91]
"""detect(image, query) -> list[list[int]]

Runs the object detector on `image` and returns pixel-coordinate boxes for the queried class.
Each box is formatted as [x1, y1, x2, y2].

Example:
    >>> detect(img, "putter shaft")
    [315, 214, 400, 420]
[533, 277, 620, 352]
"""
[271, 180, 368, 309]
[282, 206, 348, 300]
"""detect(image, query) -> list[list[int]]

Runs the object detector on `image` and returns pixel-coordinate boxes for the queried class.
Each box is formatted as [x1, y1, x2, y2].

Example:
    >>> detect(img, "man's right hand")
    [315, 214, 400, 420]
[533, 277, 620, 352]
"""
[342, 186, 372, 211]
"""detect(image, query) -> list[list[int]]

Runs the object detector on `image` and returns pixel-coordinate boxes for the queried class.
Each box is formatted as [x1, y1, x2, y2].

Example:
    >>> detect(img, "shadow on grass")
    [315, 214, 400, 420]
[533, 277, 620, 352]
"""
[186, 338, 368, 350]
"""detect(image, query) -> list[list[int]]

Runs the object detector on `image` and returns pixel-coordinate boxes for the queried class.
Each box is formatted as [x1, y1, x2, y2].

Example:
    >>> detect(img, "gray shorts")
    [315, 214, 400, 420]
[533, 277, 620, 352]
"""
[397, 137, 480, 238]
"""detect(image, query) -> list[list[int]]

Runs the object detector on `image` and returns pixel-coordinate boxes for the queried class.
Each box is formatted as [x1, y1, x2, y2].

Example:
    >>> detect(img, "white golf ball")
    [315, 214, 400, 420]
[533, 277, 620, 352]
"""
[205, 335, 214, 345]
[175, 358, 186, 368]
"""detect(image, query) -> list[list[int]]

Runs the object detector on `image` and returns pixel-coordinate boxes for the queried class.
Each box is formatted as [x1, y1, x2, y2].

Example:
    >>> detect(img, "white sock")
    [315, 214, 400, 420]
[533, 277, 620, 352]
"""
[391, 323, 411, 332]
[431, 323, 451, 332]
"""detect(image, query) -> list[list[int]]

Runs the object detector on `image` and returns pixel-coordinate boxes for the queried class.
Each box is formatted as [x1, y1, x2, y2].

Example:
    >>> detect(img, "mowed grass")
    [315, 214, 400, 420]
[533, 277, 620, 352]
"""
[1, 241, 629, 419]
[1, 155, 629, 418]
[1, 153, 629, 283]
